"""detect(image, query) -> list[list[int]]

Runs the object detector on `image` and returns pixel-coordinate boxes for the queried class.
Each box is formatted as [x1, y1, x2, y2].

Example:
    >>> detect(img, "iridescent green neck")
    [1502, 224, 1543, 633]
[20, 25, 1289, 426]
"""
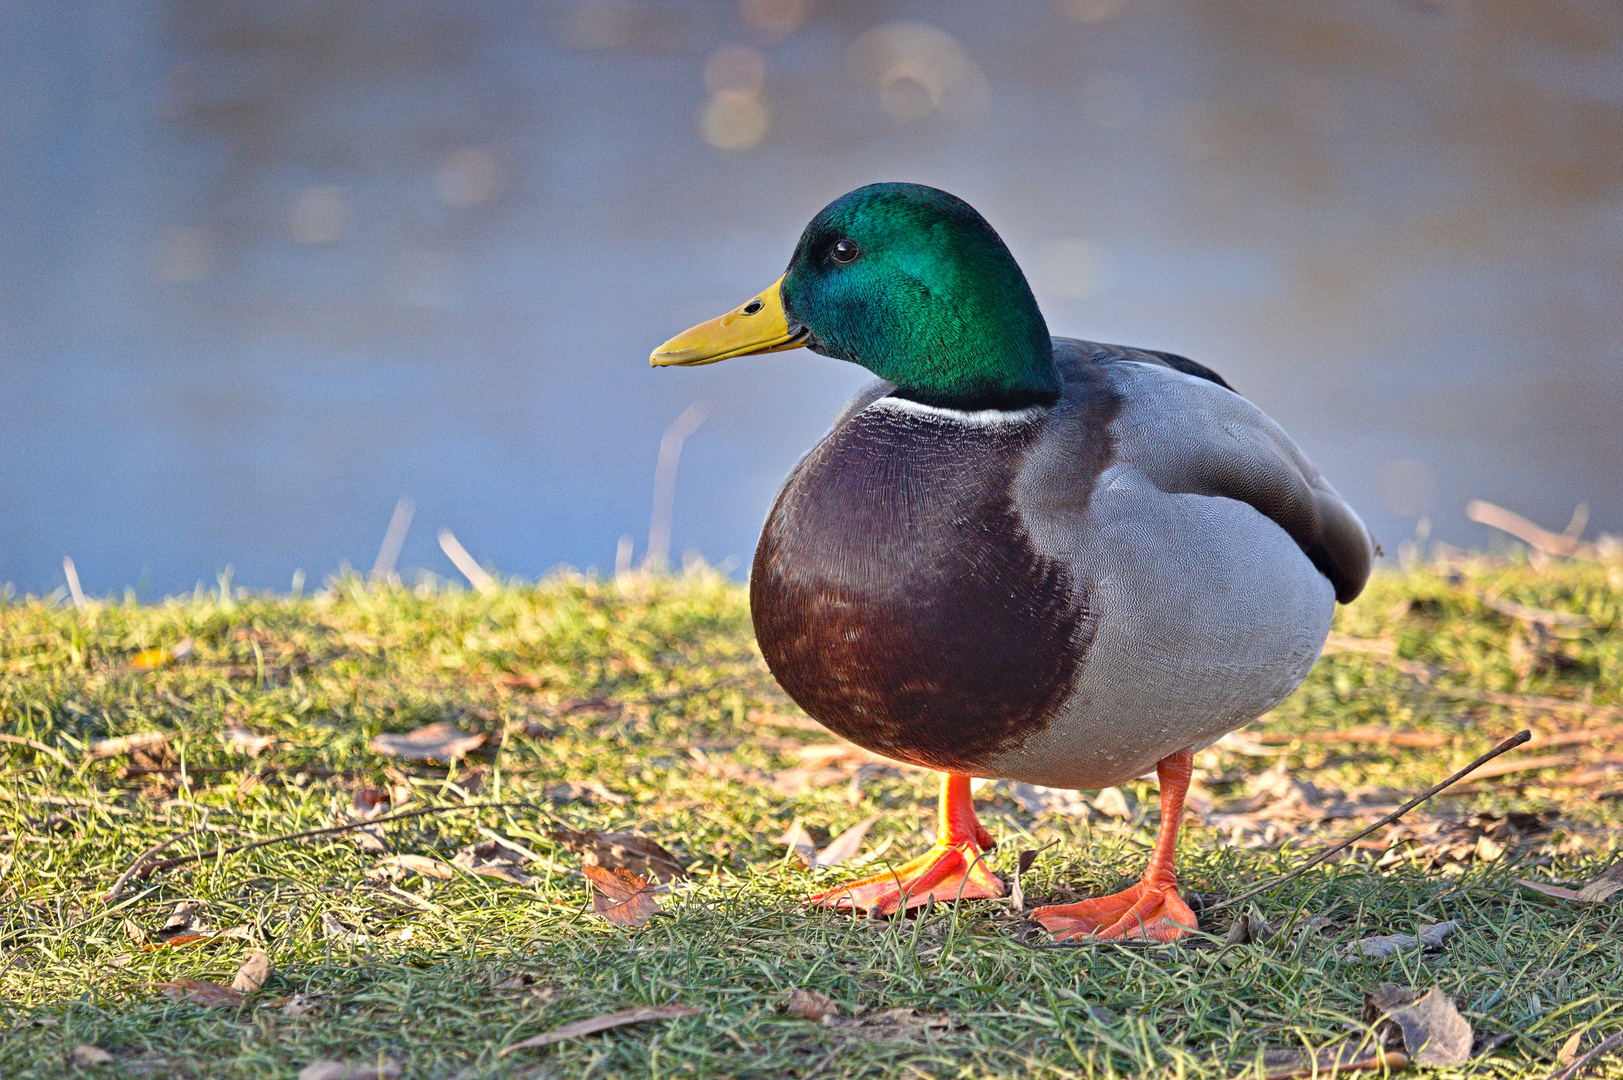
[781, 184, 1059, 410]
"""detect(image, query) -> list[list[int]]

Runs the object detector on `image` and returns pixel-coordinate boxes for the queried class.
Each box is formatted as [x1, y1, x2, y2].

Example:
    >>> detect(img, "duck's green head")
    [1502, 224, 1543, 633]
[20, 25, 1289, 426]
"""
[651, 183, 1058, 409]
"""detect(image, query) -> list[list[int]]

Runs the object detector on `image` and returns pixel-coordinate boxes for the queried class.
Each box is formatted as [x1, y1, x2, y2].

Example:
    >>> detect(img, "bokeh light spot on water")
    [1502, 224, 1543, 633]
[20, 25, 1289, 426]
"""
[1054, 0, 1125, 24]
[846, 22, 989, 124]
[739, 0, 810, 41]
[701, 90, 770, 151]
[435, 147, 506, 209]
[289, 186, 346, 244]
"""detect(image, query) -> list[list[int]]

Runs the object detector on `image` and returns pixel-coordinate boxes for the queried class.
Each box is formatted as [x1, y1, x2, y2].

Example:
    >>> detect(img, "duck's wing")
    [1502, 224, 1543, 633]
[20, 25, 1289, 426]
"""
[1058, 340, 1375, 604]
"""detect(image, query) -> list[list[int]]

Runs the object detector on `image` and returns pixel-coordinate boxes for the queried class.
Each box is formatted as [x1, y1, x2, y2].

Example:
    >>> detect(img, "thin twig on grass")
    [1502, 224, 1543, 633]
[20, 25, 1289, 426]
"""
[1204, 730, 1532, 914]
[0, 733, 74, 768]
[122, 801, 551, 883]
[1548, 1030, 1623, 1080]
[102, 812, 212, 903]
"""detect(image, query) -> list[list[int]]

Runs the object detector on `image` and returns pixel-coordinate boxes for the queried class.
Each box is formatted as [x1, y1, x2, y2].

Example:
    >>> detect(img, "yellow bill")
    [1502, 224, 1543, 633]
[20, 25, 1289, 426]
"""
[649, 276, 807, 367]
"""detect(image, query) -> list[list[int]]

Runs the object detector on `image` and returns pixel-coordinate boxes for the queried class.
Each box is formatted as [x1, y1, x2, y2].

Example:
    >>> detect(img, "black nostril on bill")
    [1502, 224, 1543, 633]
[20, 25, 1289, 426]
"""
[742, 299, 764, 315]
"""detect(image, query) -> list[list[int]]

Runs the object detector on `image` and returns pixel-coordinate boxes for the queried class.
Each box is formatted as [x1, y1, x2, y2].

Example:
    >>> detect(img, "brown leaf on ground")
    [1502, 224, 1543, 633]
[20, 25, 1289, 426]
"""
[220, 723, 275, 756]
[1091, 786, 1133, 819]
[815, 816, 879, 868]
[367, 721, 485, 762]
[319, 912, 367, 944]
[778, 817, 882, 871]
[332, 789, 391, 854]
[780, 819, 818, 868]
[824, 1007, 965, 1042]
[542, 779, 629, 806]
[88, 732, 172, 761]
[1341, 920, 1459, 960]
[1223, 910, 1278, 947]
[69, 1044, 114, 1067]
[1550, 1031, 1623, 1080]
[1260, 1042, 1407, 1080]
[453, 838, 534, 884]
[297, 1058, 401, 1080]
[498, 1004, 701, 1054]
[370, 854, 456, 881]
[231, 949, 272, 994]
[1009, 846, 1051, 914]
[149, 978, 244, 1008]
[1521, 859, 1623, 905]
[1363, 983, 1473, 1067]
[157, 900, 202, 940]
[550, 828, 685, 882]
[280, 992, 325, 1019]
[996, 782, 1092, 818]
[584, 865, 661, 927]
[784, 988, 841, 1022]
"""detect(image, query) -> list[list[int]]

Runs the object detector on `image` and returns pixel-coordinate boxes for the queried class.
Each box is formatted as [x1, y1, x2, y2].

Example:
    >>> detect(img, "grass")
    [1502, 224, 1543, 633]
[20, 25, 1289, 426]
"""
[1, 557, 1620, 1079]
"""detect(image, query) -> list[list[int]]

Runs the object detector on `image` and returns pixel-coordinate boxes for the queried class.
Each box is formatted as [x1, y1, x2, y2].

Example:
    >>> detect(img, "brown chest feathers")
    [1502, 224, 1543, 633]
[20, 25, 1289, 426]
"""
[750, 400, 1093, 775]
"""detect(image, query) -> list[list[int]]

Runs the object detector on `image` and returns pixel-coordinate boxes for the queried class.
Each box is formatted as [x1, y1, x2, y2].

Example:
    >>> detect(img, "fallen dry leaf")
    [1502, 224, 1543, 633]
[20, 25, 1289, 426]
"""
[778, 817, 881, 871]
[149, 978, 244, 1008]
[1363, 983, 1473, 1067]
[498, 1004, 701, 1055]
[784, 988, 841, 1022]
[367, 721, 485, 762]
[1009, 847, 1044, 914]
[1550, 1031, 1623, 1080]
[372, 854, 456, 881]
[320, 912, 367, 944]
[550, 828, 686, 882]
[220, 723, 275, 756]
[541, 779, 628, 806]
[1259, 1041, 1407, 1080]
[1558, 1031, 1585, 1070]
[824, 1007, 965, 1042]
[87, 732, 171, 760]
[1223, 910, 1279, 947]
[816, 816, 879, 868]
[998, 782, 1093, 818]
[297, 1058, 400, 1080]
[584, 865, 661, 928]
[453, 838, 534, 884]
[280, 992, 324, 1019]
[1342, 920, 1458, 960]
[1520, 859, 1623, 906]
[1091, 786, 1133, 819]
[69, 1044, 114, 1067]
[232, 949, 272, 994]
[781, 819, 818, 868]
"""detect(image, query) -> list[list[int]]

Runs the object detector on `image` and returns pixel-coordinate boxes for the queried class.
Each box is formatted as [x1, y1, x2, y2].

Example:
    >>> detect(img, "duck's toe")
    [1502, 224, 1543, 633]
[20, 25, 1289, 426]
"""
[1030, 882, 1197, 942]
[807, 840, 1004, 916]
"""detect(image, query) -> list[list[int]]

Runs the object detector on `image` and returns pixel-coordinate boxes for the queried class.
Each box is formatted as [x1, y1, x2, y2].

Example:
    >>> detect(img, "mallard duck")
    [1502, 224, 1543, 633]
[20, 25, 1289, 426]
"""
[650, 183, 1373, 942]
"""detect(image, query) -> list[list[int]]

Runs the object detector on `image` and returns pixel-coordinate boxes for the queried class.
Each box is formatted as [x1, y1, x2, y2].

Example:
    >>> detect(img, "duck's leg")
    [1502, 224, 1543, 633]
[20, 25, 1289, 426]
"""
[1030, 748, 1198, 943]
[807, 773, 1005, 915]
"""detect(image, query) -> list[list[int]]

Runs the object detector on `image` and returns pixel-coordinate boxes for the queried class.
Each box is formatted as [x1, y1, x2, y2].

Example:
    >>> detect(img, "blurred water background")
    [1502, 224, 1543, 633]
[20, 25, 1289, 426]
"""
[2, 0, 1620, 598]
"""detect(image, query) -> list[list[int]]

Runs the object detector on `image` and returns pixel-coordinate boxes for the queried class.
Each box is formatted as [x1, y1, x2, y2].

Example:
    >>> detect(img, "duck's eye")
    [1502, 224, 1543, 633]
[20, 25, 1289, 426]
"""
[831, 239, 861, 264]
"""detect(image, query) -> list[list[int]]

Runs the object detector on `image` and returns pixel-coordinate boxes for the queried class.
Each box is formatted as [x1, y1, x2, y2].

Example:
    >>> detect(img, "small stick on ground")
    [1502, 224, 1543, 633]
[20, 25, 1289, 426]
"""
[1206, 729, 1532, 914]
[1548, 1030, 1623, 1080]
[102, 812, 212, 903]
[0, 733, 74, 769]
[125, 801, 549, 883]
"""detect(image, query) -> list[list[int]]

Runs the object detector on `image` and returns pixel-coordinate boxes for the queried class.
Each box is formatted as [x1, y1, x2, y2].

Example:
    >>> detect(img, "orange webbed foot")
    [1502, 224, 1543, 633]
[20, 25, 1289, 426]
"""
[807, 839, 1004, 915]
[1029, 881, 1197, 942]
[806, 773, 1004, 916]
